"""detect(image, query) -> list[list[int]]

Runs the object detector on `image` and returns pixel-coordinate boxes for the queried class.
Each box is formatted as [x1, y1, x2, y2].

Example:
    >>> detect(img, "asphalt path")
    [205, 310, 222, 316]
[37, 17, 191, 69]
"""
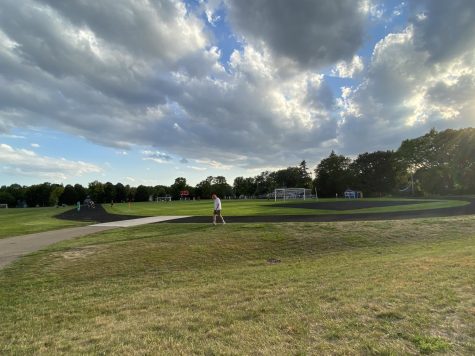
[170, 197, 475, 223]
[56, 197, 475, 224]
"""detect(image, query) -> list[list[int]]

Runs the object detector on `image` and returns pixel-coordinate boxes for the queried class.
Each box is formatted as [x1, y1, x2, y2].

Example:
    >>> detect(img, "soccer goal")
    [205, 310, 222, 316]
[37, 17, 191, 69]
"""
[274, 188, 312, 201]
[155, 196, 172, 202]
[0, 204, 8, 209]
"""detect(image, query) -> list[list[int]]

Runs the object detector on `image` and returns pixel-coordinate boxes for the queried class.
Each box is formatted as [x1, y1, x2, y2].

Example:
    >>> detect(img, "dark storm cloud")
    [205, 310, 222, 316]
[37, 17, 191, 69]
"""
[409, 0, 475, 63]
[225, 0, 365, 68]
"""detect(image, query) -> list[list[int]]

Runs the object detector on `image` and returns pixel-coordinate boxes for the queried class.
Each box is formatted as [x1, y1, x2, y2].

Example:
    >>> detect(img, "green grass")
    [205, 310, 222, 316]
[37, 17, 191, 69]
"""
[1, 217, 474, 354]
[105, 197, 468, 217]
[0, 207, 88, 239]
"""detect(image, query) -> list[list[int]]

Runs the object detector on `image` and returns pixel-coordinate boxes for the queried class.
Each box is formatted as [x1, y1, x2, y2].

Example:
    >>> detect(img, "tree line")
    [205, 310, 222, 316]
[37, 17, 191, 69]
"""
[1, 128, 474, 207]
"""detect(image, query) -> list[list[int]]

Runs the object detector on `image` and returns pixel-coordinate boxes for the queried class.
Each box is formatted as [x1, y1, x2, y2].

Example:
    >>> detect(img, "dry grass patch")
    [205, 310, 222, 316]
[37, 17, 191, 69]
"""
[1, 217, 474, 354]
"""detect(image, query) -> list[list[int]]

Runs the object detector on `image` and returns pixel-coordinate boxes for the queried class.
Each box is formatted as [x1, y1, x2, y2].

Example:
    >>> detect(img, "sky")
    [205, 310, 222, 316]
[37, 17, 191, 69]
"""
[1, 0, 474, 187]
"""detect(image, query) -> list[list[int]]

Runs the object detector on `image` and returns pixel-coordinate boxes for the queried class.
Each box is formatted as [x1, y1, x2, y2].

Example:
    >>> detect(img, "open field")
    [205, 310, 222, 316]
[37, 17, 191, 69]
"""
[105, 198, 468, 217]
[1, 217, 474, 354]
[0, 207, 88, 239]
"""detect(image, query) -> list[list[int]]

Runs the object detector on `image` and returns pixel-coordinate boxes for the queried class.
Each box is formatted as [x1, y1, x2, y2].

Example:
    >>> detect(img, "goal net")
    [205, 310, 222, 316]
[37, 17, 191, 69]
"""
[274, 188, 312, 201]
[0, 204, 8, 209]
[155, 196, 171, 202]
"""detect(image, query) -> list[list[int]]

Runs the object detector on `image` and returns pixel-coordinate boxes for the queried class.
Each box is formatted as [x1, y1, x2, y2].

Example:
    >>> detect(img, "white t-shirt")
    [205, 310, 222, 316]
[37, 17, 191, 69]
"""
[214, 197, 222, 210]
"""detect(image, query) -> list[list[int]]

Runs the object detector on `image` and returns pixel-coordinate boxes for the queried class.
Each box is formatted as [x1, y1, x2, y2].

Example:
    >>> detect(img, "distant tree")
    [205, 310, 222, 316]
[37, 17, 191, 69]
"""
[103, 182, 115, 203]
[397, 128, 475, 195]
[233, 177, 246, 197]
[170, 177, 189, 199]
[153, 185, 169, 199]
[49, 185, 64, 206]
[254, 171, 275, 195]
[126, 185, 136, 201]
[135, 185, 151, 202]
[114, 183, 127, 202]
[298, 160, 313, 188]
[0, 192, 16, 207]
[88, 181, 105, 203]
[349, 151, 404, 196]
[314, 151, 351, 197]
[25, 183, 53, 207]
[74, 184, 87, 203]
[195, 178, 212, 199]
[59, 185, 77, 205]
[5, 184, 26, 204]
[211, 176, 233, 198]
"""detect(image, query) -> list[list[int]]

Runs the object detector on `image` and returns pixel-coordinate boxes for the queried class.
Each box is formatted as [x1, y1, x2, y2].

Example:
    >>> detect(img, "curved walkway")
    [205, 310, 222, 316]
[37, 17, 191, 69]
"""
[0, 215, 189, 269]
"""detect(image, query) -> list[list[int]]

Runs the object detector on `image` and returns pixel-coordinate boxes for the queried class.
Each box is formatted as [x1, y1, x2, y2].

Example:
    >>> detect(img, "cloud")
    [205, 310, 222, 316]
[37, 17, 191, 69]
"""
[188, 166, 207, 171]
[195, 159, 233, 170]
[409, 0, 475, 63]
[31, 143, 40, 148]
[338, 20, 475, 153]
[225, 0, 366, 69]
[0, 143, 101, 181]
[142, 150, 172, 163]
[331, 55, 364, 78]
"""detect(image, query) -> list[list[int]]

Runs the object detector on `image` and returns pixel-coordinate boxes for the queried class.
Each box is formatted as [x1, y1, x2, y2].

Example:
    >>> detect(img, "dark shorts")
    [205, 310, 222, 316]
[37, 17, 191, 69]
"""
[213, 209, 222, 215]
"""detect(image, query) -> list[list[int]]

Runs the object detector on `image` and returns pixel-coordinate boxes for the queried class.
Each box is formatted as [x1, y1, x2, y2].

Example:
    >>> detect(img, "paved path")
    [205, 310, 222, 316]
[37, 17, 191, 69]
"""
[0, 216, 189, 270]
[92, 216, 189, 227]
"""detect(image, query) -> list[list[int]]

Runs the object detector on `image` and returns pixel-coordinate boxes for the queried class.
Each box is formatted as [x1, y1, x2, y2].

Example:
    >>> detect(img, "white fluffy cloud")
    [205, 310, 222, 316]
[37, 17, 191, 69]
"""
[332, 56, 364, 78]
[338, 21, 475, 152]
[0, 144, 101, 181]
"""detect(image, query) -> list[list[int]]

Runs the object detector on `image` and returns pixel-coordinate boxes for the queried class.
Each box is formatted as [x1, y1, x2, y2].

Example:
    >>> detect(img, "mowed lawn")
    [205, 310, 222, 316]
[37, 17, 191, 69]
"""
[105, 198, 468, 217]
[1, 217, 474, 354]
[0, 207, 88, 239]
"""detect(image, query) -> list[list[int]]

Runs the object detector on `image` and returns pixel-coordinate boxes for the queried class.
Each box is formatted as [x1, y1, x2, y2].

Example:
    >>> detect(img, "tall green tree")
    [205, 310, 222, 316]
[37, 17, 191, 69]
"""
[59, 184, 77, 205]
[88, 181, 105, 203]
[74, 184, 87, 203]
[103, 182, 116, 203]
[114, 183, 127, 202]
[349, 151, 404, 196]
[397, 128, 475, 194]
[135, 185, 151, 202]
[314, 151, 351, 197]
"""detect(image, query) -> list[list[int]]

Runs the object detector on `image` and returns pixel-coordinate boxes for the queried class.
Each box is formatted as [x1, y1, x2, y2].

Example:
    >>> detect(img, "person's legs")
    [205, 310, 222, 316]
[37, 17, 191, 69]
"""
[217, 210, 225, 224]
[213, 210, 217, 225]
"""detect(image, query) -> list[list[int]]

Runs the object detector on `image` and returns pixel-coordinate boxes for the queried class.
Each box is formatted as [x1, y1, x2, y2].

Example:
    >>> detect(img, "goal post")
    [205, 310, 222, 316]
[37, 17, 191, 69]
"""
[0, 204, 8, 209]
[155, 196, 172, 202]
[274, 188, 313, 201]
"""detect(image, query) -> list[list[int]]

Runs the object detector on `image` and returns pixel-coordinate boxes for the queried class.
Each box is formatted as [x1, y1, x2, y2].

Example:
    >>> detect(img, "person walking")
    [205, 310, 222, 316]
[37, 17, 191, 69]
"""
[212, 193, 226, 225]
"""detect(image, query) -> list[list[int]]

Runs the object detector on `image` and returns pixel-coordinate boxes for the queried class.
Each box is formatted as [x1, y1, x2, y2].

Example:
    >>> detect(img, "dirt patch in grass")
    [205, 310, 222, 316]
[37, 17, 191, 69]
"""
[58, 246, 103, 260]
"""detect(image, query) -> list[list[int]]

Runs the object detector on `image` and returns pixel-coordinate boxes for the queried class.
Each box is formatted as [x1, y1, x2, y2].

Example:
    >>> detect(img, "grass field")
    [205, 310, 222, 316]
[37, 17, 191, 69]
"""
[105, 198, 468, 217]
[1, 217, 474, 354]
[0, 207, 88, 239]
